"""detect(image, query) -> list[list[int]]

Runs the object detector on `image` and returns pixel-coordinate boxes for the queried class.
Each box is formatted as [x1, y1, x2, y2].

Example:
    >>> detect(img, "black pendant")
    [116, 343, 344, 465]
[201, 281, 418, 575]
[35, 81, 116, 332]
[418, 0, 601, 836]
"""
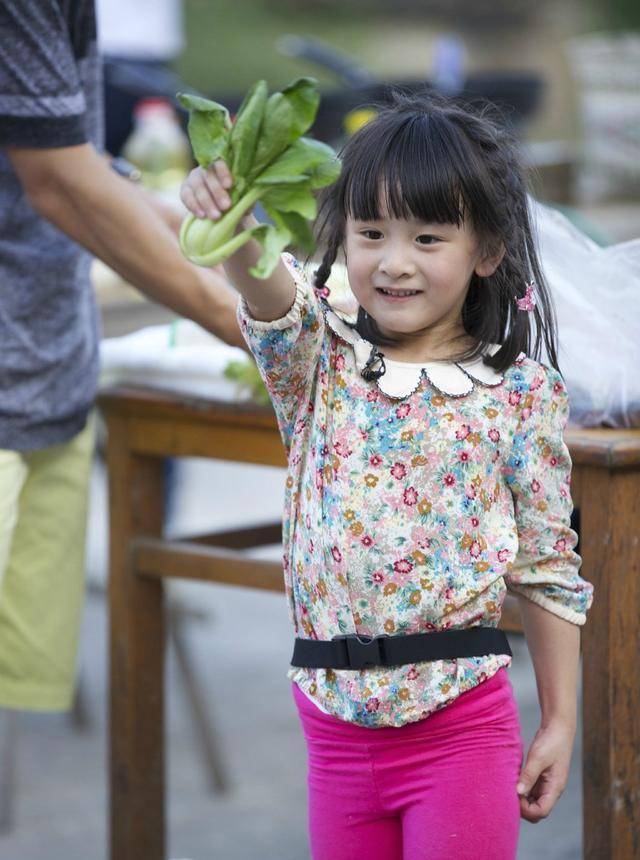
[361, 346, 387, 382]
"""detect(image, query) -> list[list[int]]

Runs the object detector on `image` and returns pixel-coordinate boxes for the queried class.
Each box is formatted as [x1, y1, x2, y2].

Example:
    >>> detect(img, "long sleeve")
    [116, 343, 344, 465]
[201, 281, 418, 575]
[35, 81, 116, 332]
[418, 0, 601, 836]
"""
[236, 253, 325, 452]
[503, 365, 594, 625]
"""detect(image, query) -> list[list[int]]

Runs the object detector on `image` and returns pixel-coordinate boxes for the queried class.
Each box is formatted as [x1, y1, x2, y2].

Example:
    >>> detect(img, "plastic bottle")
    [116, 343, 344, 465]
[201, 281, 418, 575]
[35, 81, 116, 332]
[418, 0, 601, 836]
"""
[122, 97, 192, 190]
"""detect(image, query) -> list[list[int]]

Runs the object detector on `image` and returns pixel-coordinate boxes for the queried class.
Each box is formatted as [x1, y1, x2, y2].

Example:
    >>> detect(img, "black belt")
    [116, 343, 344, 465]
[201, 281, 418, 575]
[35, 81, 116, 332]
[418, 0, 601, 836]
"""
[291, 627, 511, 671]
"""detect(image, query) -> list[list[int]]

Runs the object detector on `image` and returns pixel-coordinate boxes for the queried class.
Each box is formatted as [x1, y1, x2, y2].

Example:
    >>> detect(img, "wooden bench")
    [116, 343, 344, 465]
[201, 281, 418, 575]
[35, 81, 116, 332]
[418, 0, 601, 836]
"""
[98, 385, 640, 860]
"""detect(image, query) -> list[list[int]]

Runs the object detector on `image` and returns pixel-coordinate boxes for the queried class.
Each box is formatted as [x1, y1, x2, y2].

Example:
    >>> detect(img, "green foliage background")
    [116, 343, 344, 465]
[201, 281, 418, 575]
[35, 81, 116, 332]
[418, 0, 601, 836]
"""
[589, 0, 640, 30]
[174, 0, 385, 98]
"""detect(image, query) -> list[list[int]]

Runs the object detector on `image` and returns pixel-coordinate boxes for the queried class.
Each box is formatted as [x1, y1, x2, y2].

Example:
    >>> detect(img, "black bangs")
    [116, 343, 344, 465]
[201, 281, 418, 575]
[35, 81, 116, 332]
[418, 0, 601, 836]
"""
[341, 109, 473, 227]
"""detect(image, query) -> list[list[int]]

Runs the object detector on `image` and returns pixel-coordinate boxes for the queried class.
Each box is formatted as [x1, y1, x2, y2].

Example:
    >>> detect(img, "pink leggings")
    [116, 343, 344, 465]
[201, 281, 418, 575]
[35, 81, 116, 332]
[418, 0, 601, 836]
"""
[293, 668, 523, 860]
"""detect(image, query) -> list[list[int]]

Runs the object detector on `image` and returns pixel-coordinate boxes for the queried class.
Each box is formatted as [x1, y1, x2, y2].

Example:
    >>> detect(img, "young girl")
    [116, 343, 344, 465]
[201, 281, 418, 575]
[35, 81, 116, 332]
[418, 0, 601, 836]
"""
[181, 93, 594, 860]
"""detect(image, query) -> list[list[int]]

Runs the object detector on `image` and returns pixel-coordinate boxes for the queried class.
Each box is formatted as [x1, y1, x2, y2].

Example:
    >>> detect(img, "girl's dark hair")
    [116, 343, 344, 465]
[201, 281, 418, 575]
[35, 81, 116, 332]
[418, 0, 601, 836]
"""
[313, 90, 560, 374]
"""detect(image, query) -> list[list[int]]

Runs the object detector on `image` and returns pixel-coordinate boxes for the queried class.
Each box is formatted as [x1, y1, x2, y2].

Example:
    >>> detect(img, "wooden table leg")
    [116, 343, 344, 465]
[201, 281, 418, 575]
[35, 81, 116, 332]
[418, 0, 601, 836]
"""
[107, 415, 166, 860]
[581, 466, 640, 859]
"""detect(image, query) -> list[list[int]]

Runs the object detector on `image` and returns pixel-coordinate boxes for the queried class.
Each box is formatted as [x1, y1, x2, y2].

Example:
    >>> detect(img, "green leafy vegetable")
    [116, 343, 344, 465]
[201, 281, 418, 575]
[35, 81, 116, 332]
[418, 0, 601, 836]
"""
[223, 358, 270, 405]
[178, 78, 341, 278]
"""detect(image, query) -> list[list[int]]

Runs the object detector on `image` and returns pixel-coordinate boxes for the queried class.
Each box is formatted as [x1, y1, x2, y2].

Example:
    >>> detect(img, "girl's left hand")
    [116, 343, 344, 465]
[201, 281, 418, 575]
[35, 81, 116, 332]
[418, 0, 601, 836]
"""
[180, 160, 234, 221]
[516, 719, 576, 822]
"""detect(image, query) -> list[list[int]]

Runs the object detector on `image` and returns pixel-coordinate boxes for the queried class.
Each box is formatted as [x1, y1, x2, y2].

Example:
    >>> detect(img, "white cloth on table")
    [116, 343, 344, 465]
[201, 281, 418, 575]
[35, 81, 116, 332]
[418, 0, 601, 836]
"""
[99, 319, 249, 401]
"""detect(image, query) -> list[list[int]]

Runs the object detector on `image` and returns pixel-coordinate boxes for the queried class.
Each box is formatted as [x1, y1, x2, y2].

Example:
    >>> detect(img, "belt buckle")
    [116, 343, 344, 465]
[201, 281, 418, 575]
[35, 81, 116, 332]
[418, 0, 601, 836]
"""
[333, 633, 387, 669]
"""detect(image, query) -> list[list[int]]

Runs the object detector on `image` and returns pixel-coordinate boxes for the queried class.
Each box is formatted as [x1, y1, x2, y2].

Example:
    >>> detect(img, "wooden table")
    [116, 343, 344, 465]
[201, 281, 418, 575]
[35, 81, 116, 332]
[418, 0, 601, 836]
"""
[98, 385, 640, 860]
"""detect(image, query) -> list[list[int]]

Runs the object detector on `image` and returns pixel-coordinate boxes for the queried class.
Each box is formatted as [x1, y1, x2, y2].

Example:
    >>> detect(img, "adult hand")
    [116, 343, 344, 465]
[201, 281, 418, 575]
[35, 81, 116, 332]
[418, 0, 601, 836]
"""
[517, 718, 576, 822]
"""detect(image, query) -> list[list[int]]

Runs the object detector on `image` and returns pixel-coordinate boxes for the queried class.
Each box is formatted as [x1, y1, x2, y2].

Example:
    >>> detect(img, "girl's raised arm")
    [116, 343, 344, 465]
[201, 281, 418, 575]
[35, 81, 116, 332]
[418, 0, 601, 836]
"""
[180, 160, 296, 323]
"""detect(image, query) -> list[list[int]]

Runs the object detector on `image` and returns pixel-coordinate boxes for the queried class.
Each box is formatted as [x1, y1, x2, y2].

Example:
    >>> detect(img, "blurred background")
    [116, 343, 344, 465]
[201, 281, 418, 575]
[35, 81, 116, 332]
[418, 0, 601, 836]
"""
[102, 0, 640, 223]
[1, 1, 639, 857]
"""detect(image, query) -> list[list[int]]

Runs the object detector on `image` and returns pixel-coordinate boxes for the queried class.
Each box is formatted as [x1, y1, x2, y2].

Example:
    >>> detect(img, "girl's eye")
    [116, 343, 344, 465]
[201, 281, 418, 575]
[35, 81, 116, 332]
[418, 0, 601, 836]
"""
[416, 234, 439, 245]
[361, 229, 383, 240]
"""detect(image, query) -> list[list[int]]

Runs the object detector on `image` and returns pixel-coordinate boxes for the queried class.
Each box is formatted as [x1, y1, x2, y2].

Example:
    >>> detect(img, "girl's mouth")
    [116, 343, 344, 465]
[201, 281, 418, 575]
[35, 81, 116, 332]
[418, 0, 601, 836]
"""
[375, 288, 422, 302]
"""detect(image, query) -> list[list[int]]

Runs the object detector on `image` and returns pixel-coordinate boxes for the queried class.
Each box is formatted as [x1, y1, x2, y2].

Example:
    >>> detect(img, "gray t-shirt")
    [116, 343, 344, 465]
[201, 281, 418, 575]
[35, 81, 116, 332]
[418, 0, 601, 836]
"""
[0, 0, 103, 450]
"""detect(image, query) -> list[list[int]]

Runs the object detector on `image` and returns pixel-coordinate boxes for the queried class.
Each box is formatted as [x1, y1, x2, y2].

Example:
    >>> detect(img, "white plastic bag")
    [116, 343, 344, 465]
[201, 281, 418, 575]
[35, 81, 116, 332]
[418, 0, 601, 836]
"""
[533, 201, 640, 427]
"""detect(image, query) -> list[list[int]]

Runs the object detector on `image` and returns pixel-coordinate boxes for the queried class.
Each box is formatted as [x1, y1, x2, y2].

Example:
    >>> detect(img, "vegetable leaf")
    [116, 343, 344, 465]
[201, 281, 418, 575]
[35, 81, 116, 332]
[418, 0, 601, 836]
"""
[261, 184, 317, 220]
[248, 223, 293, 279]
[223, 358, 271, 405]
[306, 156, 342, 189]
[229, 80, 268, 199]
[272, 210, 316, 254]
[254, 137, 338, 185]
[177, 92, 231, 168]
[248, 78, 320, 182]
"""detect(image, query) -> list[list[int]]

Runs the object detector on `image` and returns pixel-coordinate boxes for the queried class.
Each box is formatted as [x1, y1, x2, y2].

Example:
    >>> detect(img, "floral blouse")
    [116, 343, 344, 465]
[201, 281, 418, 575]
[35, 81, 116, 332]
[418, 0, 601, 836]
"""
[237, 254, 594, 728]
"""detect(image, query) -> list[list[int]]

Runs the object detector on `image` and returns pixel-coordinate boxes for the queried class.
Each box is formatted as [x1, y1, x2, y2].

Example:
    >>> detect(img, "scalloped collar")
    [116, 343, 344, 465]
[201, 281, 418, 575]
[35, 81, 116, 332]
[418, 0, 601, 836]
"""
[323, 305, 504, 400]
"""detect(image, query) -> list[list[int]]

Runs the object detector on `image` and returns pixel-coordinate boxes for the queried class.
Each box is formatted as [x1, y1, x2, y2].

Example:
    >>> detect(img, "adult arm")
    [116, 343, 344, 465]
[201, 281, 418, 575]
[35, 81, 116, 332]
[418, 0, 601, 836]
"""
[7, 144, 247, 350]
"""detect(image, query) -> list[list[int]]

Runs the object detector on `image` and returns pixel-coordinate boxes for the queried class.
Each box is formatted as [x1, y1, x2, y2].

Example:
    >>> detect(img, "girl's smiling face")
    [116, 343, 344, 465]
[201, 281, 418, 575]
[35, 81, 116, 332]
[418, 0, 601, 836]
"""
[344, 210, 500, 362]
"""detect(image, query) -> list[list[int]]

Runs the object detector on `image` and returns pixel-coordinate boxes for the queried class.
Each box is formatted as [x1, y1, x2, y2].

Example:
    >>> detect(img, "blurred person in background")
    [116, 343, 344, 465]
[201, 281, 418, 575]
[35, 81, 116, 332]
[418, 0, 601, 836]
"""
[0, 0, 242, 715]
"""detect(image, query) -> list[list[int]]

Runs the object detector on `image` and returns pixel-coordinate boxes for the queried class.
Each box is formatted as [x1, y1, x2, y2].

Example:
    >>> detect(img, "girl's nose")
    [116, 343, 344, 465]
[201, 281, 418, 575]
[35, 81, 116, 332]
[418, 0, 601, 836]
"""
[378, 245, 416, 279]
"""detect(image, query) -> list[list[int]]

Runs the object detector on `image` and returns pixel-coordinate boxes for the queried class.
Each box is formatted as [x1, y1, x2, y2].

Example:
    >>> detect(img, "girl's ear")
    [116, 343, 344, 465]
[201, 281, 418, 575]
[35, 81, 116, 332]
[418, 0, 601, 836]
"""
[475, 243, 505, 278]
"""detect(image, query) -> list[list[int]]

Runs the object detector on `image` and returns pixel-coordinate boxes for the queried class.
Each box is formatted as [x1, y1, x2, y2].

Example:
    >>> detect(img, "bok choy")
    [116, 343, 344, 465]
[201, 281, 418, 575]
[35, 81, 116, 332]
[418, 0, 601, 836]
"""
[178, 78, 341, 278]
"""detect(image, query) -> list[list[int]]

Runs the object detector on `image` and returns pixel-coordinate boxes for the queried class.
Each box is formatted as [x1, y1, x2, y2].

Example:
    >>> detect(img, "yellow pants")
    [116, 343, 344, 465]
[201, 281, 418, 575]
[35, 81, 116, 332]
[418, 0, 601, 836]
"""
[0, 416, 95, 711]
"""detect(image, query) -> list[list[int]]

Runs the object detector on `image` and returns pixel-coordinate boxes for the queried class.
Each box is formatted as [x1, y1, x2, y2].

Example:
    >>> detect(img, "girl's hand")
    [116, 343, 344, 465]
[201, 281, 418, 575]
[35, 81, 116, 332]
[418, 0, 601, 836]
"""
[517, 719, 576, 822]
[180, 159, 234, 221]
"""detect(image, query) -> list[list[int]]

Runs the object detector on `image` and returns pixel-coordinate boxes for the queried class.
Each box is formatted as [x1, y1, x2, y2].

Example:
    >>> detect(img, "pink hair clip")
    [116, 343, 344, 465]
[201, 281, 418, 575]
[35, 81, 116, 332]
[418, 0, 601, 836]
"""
[516, 281, 537, 312]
